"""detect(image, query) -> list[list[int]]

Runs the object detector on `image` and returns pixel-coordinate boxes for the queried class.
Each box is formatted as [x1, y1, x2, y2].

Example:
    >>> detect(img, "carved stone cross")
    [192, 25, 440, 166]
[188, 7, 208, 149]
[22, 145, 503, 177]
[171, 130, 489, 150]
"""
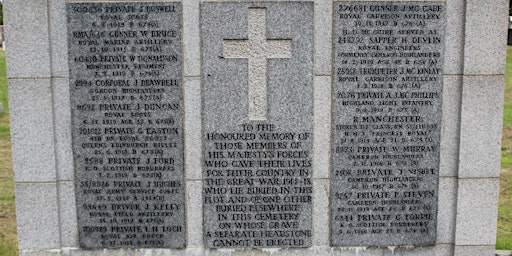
[223, 8, 292, 120]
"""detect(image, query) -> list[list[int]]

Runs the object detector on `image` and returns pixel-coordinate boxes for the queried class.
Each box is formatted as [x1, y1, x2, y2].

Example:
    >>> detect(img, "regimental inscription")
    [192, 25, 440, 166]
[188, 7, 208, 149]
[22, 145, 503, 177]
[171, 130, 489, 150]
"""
[331, 2, 444, 246]
[202, 3, 314, 248]
[68, 3, 185, 248]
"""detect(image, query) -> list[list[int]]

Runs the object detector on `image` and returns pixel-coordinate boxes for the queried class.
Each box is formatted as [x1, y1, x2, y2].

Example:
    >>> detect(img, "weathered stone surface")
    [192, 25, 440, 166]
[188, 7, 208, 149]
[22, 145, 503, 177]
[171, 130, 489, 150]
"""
[67, 2, 185, 248]
[331, 2, 445, 246]
[201, 2, 314, 248]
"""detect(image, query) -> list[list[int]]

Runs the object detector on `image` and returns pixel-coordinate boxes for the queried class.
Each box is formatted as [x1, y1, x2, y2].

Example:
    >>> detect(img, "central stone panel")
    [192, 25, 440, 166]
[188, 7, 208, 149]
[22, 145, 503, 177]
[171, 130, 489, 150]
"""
[201, 2, 314, 248]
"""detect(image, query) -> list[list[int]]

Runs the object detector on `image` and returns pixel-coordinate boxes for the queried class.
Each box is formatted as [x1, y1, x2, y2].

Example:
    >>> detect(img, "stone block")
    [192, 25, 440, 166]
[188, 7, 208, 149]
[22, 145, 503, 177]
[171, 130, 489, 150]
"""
[4, 0, 51, 78]
[20, 250, 62, 256]
[313, 76, 331, 179]
[329, 247, 385, 256]
[313, 179, 329, 246]
[384, 244, 453, 256]
[459, 76, 504, 178]
[184, 77, 202, 180]
[443, 0, 465, 75]
[262, 248, 317, 256]
[52, 77, 73, 181]
[436, 177, 457, 244]
[49, 0, 69, 77]
[205, 249, 257, 256]
[314, 0, 332, 75]
[15, 183, 60, 250]
[187, 180, 203, 247]
[63, 248, 134, 256]
[183, 0, 200, 77]
[439, 75, 462, 177]
[455, 178, 499, 245]
[58, 182, 78, 247]
[463, 0, 508, 75]
[9, 78, 56, 182]
[136, 248, 202, 256]
[453, 245, 496, 256]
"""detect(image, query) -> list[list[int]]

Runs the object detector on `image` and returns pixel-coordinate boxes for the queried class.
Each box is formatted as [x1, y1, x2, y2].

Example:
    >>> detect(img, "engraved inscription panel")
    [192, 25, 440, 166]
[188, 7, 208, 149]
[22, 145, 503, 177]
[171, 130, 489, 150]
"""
[202, 2, 314, 248]
[68, 2, 185, 248]
[331, 2, 445, 246]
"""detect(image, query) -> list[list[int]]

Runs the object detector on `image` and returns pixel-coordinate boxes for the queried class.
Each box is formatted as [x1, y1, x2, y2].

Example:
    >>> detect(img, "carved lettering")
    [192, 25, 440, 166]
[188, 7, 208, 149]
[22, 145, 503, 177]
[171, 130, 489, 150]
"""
[331, 2, 444, 246]
[68, 2, 185, 248]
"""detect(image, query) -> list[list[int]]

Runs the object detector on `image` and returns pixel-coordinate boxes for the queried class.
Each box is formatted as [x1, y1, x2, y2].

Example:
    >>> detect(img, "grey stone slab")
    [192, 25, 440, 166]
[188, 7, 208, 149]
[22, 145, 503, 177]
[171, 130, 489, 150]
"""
[314, 0, 333, 75]
[329, 247, 385, 256]
[20, 251, 62, 256]
[136, 248, 212, 256]
[331, 2, 445, 246]
[205, 249, 258, 256]
[63, 248, 134, 256]
[59, 181, 79, 247]
[313, 179, 329, 246]
[15, 183, 61, 250]
[383, 244, 453, 256]
[67, 2, 185, 248]
[183, 0, 201, 77]
[463, 0, 508, 75]
[443, 0, 465, 75]
[9, 78, 57, 182]
[53, 77, 74, 181]
[453, 245, 496, 256]
[187, 180, 203, 247]
[459, 75, 504, 178]
[184, 77, 202, 180]
[313, 76, 331, 179]
[201, 2, 314, 248]
[49, 0, 69, 77]
[436, 177, 456, 244]
[4, 0, 51, 78]
[439, 75, 461, 178]
[455, 178, 499, 246]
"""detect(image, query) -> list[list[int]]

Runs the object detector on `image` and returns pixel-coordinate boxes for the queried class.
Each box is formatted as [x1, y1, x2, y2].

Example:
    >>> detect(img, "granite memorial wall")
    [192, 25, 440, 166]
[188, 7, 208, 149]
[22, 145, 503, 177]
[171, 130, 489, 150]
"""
[5, 0, 507, 255]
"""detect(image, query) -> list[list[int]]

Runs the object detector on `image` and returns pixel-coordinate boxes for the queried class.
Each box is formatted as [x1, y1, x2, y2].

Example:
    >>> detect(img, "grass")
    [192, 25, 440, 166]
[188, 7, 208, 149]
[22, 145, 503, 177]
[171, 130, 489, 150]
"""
[501, 46, 512, 169]
[0, 136, 16, 256]
[0, 50, 17, 256]
[498, 172, 512, 250]
[497, 46, 512, 250]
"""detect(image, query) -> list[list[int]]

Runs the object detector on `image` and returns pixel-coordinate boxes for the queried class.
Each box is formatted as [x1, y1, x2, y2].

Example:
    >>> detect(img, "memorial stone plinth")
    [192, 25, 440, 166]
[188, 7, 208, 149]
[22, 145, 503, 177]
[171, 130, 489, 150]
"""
[67, 2, 185, 248]
[5, 0, 507, 254]
[331, 2, 445, 246]
[201, 2, 314, 248]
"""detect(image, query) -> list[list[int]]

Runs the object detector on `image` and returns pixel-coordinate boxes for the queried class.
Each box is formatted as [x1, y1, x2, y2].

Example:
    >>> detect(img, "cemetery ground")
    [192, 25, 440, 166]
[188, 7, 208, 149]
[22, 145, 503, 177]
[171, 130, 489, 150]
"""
[0, 50, 16, 256]
[498, 46, 512, 250]
[1, 48, 512, 254]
